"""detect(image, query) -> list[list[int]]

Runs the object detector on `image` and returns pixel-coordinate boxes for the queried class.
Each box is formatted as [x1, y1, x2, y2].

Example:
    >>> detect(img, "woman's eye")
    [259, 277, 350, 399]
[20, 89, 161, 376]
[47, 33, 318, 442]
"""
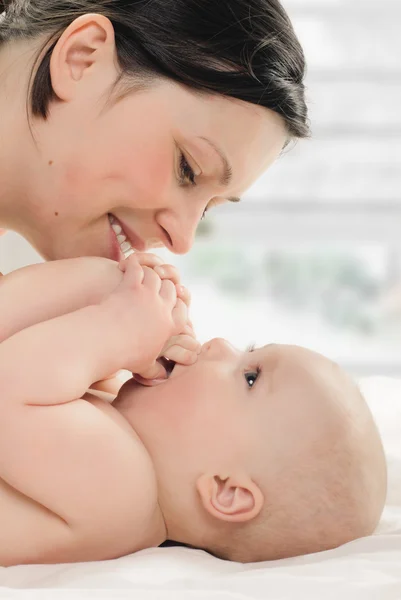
[179, 152, 196, 186]
[244, 368, 260, 389]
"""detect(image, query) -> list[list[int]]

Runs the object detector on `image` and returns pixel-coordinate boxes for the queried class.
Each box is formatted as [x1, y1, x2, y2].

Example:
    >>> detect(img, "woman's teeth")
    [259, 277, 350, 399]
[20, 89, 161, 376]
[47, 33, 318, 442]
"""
[108, 214, 134, 257]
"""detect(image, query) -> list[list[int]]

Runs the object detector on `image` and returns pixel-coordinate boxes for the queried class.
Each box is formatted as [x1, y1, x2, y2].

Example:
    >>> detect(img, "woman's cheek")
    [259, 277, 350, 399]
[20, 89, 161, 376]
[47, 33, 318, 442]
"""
[129, 146, 173, 209]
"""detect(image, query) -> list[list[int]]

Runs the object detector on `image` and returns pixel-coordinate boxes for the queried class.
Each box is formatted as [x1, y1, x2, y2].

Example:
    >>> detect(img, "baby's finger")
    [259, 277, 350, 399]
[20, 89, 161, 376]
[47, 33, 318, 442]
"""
[172, 297, 188, 334]
[163, 344, 199, 366]
[142, 264, 162, 293]
[119, 254, 143, 285]
[182, 323, 197, 338]
[118, 257, 128, 272]
[162, 334, 201, 355]
[154, 264, 181, 286]
[176, 284, 191, 307]
[135, 360, 167, 382]
[134, 252, 164, 268]
[119, 252, 163, 272]
[159, 278, 177, 308]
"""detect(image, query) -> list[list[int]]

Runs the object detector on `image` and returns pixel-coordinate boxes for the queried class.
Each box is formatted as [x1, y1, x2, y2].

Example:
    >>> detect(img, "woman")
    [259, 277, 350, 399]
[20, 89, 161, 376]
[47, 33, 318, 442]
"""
[0, 0, 309, 262]
[0, 1, 311, 553]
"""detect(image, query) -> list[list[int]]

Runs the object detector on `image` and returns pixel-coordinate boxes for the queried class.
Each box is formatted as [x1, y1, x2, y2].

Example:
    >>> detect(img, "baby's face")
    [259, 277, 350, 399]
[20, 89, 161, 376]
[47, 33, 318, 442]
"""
[114, 339, 386, 561]
[114, 339, 342, 480]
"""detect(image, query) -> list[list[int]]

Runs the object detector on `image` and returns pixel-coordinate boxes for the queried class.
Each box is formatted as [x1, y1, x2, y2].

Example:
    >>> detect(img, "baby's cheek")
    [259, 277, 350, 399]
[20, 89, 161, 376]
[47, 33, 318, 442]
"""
[152, 381, 202, 437]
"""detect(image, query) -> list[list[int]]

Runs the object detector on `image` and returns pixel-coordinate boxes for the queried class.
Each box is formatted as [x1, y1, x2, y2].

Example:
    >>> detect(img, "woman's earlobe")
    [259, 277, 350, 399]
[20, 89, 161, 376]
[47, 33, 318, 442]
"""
[196, 473, 264, 523]
[49, 14, 116, 102]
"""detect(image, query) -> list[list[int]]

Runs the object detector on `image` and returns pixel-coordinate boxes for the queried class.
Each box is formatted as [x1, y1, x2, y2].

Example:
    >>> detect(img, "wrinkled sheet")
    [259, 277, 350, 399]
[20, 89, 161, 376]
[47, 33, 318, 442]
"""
[1, 376, 400, 600]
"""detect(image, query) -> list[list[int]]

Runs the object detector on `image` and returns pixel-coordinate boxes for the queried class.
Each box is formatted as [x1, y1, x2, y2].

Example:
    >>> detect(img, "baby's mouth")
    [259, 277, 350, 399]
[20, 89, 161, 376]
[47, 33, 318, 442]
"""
[157, 357, 176, 378]
[131, 357, 176, 387]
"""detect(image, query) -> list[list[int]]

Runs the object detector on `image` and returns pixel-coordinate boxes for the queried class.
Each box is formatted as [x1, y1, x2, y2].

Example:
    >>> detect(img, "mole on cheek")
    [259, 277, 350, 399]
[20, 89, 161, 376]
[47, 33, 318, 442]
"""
[49, 161, 58, 217]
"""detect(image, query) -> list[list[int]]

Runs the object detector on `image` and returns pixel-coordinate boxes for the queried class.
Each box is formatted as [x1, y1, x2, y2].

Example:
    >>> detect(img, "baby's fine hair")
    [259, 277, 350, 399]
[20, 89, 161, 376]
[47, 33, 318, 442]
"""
[206, 383, 386, 563]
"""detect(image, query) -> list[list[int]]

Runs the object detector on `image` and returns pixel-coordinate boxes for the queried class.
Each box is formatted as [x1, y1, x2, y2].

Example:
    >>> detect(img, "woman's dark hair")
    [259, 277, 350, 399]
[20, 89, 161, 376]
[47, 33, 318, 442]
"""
[0, 0, 310, 140]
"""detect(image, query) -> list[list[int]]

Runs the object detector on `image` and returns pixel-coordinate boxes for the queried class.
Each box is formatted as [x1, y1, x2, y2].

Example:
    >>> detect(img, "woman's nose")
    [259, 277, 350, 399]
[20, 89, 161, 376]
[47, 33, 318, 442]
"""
[169, 225, 196, 255]
[156, 203, 206, 255]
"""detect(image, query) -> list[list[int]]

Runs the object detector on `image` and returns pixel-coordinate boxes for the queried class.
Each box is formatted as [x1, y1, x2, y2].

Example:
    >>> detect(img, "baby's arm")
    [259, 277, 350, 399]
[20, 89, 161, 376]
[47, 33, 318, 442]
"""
[0, 256, 184, 564]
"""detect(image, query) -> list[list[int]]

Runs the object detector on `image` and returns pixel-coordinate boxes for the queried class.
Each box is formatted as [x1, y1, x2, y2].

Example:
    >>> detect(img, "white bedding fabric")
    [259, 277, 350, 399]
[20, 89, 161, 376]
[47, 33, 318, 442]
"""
[1, 376, 400, 600]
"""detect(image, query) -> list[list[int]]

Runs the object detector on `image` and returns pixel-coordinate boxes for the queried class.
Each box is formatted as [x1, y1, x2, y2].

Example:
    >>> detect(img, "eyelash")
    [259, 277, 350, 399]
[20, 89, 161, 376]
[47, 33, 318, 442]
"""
[244, 343, 261, 389]
[179, 152, 196, 186]
[179, 152, 208, 221]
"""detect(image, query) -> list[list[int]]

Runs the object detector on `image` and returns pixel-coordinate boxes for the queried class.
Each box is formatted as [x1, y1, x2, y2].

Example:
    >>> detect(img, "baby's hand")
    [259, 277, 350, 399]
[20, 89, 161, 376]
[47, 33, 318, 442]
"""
[102, 254, 187, 373]
[125, 262, 199, 383]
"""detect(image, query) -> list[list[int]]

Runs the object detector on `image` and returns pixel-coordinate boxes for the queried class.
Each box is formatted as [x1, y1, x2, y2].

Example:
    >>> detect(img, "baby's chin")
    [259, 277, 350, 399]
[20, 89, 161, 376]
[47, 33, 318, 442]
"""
[112, 376, 141, 408]
[113, 361, 194, 410]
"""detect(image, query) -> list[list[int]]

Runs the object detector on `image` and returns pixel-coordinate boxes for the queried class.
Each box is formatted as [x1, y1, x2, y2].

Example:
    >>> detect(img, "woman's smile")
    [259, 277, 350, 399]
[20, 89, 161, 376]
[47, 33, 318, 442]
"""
[108, 213, 147, 260]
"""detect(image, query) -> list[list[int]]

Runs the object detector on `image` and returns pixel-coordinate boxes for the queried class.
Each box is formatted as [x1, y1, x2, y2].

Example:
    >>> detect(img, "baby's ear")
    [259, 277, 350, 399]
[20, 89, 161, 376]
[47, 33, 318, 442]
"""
[196, 474, 263, 523]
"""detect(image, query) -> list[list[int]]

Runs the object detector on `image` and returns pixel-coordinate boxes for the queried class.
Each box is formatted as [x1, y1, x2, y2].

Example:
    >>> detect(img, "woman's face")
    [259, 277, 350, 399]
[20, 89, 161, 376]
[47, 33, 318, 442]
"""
[15, 21, 287, 260]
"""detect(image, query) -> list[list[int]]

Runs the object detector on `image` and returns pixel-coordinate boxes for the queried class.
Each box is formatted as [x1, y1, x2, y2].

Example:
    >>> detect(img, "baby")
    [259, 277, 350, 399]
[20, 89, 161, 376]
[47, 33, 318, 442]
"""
[0, 254, 387, 566]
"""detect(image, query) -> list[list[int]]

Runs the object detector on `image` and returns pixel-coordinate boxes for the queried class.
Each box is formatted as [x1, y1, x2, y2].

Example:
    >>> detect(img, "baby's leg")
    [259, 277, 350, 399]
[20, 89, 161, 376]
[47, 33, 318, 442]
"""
[0, 257, 123, 343]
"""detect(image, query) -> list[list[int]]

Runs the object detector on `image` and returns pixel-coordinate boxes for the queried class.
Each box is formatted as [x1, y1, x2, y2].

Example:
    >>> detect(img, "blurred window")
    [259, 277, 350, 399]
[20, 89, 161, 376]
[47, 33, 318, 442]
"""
[168, 0, 401, 377]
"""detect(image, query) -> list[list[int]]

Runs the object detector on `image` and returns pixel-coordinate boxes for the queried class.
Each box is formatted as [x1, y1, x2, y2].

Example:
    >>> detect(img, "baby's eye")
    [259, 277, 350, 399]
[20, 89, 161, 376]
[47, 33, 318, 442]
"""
[244, 368, 260, 389]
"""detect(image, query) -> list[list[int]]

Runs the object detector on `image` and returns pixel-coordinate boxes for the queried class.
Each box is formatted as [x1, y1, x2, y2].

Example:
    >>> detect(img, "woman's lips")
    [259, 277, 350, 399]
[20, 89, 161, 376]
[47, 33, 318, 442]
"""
[108, 213, 147, 260]
[115, 216, 147, 252]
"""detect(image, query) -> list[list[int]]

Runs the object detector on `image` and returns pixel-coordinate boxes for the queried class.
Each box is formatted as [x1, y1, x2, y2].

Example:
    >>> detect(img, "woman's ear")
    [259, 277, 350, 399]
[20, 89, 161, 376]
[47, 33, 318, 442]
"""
[196, 474, 264, 523]
[49, 14, 117, 102]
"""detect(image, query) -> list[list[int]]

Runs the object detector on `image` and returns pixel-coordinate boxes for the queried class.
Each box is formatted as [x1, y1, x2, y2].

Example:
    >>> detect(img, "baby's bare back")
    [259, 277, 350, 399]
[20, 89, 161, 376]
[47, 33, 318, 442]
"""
[0, 396, 159, 566]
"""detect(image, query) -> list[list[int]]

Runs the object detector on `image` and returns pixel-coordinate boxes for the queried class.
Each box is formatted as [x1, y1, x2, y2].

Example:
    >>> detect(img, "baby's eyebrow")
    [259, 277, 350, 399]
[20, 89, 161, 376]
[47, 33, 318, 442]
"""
[259, 344, 280, 393]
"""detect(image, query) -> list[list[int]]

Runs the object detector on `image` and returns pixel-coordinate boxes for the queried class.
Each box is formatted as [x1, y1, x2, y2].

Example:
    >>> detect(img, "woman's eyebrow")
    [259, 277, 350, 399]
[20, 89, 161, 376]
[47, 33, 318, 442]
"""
[197, 136, 241, 203]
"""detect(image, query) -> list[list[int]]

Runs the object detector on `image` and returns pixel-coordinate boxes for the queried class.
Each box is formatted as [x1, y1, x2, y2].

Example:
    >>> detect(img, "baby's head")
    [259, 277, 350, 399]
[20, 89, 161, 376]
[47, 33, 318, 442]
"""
[115, 339, 387, 562]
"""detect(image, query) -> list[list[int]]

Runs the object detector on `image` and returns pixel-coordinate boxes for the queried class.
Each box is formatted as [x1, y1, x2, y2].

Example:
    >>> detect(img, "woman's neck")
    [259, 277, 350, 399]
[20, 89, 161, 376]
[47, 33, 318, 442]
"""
[0, 39, 40, 230]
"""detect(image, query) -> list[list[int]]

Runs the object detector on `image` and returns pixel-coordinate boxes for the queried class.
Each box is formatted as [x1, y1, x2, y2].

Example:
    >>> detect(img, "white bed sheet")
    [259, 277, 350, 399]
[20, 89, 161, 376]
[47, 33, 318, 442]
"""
[1, 376, 400, 600]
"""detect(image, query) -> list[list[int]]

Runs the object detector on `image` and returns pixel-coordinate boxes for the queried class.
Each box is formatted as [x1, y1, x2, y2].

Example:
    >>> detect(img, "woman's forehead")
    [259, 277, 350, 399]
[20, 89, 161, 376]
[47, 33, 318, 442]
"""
[164, 82, 285, 139]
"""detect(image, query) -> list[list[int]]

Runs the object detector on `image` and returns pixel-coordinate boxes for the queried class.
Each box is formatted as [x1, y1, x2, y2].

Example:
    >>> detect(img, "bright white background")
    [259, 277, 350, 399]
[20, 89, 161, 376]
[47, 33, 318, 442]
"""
[1, 0, 400, 378]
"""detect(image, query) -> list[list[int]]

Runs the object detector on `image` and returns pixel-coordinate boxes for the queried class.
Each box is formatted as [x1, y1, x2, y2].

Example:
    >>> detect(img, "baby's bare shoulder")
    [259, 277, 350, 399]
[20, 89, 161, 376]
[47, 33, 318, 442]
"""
[76, 396, 161, 559]
[0, 396, 158, 566]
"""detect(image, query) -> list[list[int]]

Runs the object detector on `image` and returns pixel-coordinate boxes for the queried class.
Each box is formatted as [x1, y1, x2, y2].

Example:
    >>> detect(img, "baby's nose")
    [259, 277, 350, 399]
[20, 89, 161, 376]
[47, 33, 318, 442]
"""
[204, 338, 238, 359]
